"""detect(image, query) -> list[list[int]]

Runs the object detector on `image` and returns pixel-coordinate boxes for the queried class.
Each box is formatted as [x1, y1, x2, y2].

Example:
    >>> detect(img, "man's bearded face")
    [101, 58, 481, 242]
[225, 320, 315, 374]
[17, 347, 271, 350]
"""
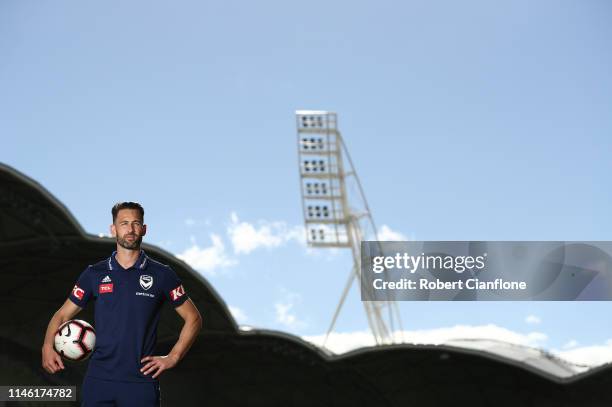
[112, 209, 146, 251]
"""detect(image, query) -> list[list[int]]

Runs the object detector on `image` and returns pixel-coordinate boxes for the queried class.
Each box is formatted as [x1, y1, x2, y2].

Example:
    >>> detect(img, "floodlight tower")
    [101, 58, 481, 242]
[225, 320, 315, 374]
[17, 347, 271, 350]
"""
[295, 110, 403, 347]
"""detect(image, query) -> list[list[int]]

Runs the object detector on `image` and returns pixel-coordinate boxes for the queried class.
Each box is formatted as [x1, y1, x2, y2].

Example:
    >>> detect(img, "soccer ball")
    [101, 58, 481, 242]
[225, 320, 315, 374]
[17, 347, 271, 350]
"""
[54, 319, 96, 361]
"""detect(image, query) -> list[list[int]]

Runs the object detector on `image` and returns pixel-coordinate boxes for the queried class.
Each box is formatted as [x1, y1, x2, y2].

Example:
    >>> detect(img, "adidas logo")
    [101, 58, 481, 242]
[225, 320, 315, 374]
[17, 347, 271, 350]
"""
[101, 275, 112, 283]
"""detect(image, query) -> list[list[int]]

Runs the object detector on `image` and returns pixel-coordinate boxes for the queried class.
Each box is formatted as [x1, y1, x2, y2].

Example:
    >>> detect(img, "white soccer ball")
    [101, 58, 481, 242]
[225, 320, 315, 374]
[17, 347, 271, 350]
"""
[54, 319, 96, 361]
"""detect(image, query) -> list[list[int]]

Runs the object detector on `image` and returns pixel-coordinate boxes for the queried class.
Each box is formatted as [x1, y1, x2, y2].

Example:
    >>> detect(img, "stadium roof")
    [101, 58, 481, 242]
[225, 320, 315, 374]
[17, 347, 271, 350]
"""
[443, 339, 585, 379]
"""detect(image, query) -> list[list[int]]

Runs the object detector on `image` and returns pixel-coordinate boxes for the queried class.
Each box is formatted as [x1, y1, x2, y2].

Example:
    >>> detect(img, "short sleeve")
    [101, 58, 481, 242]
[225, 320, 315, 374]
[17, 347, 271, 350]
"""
[162, 267, 189, 307]
[68, 266, 93, 308]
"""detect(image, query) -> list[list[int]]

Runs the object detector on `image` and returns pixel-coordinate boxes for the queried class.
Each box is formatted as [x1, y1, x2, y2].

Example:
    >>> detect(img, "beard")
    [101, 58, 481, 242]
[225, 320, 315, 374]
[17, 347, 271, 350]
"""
[116, 233, 143, 250]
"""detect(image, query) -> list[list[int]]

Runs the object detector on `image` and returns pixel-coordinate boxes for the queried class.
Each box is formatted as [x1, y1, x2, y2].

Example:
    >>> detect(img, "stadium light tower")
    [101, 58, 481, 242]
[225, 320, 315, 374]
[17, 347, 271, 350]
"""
[295, 110, 403, 347]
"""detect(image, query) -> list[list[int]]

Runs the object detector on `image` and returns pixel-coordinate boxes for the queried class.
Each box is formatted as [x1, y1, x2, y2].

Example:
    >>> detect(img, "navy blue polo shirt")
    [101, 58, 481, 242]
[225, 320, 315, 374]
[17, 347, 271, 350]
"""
[68, 250, 189, 383]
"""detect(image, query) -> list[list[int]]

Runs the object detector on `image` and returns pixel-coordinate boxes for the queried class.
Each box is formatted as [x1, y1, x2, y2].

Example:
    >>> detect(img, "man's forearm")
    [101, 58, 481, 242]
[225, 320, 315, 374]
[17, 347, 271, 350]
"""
[42, 312, 68, 349]
[167, 314, 202, 363]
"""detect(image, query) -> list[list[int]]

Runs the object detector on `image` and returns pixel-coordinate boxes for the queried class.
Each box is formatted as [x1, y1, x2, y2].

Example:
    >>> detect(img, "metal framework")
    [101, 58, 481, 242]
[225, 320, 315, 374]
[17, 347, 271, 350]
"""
[296, 110, 403, 346]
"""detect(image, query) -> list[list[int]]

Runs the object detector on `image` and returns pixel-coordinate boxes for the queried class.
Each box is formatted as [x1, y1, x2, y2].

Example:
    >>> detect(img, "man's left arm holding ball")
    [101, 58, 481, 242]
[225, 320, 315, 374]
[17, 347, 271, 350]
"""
[41, 299, 83, 374]
[42, 266, 91, 374]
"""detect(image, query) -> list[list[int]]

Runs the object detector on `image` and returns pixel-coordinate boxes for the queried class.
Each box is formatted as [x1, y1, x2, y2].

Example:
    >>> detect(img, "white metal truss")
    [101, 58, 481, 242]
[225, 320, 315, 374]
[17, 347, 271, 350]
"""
[296, 110, 403, 347]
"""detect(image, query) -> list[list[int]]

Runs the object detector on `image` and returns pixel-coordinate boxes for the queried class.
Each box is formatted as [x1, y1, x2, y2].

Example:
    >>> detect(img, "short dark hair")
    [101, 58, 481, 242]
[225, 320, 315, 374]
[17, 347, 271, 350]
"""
[112, 202, 145, 223]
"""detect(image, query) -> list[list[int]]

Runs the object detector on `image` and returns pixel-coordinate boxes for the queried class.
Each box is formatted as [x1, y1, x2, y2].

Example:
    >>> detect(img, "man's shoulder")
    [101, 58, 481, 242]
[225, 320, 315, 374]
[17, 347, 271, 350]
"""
[87, 257, 112, 273]
[145, 256, 173, 272]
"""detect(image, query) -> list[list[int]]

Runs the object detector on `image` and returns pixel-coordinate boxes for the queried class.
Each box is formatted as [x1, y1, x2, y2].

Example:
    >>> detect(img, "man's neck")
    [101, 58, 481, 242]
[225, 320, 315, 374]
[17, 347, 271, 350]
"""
[115, 246, 141, 269]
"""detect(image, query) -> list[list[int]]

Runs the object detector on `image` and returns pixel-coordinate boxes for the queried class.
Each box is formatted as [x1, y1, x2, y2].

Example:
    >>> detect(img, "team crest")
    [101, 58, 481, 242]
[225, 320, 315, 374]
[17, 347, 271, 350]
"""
[139, 275, 153, 290]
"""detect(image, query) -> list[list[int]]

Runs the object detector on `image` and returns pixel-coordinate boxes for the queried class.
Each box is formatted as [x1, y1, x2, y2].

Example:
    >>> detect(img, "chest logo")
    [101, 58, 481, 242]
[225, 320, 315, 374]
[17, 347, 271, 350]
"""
[139, 275, 154, 291]
[99, 283, 113, 294]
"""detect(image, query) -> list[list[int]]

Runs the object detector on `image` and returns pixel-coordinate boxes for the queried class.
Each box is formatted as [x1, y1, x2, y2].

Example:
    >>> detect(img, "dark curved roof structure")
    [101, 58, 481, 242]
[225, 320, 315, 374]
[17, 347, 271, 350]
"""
[1, 162, 612, 407]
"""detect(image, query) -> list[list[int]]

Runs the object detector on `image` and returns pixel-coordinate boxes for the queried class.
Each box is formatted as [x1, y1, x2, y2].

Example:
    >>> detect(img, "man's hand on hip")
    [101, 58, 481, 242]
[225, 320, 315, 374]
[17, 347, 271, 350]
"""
[140, 354, 179, 379]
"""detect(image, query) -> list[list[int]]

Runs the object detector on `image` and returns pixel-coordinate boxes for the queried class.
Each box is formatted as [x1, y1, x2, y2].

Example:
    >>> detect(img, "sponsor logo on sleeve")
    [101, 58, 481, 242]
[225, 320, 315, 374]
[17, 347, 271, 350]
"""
[99, 283, 113, 294]
[169, 284, 186, 301]
[72, 285, 85, 300]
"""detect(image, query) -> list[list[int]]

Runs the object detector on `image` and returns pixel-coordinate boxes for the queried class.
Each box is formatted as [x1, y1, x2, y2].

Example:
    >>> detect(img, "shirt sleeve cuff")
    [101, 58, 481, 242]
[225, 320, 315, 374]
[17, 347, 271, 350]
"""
[68, 295, 86, 308]
[171, 294, 189, 308]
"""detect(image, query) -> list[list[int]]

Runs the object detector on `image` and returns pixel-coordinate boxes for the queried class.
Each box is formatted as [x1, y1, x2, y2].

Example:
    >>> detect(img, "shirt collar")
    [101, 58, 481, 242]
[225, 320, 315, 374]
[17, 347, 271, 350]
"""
[108, 249, 148, 271]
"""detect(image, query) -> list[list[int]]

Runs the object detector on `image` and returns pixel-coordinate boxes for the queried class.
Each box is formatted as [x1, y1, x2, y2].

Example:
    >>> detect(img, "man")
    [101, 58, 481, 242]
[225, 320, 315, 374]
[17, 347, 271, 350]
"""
[42, 202, 202, 406]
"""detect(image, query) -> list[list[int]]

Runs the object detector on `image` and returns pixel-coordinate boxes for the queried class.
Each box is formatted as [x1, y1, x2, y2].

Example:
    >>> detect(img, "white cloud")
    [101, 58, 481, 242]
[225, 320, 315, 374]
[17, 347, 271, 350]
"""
[227, 212, 304, 255]
[553, 340, 612, 367]
[563, 339, 579, 349]
[275, 302, 297, 326]
[525, 315, 541, 325]
[275, 289, 306, 329]
[303, 330, 376, 353]
[303, 324, 547, 355]
[376, 224, 408, 241]
[176, 234, 237, 275]
[228, 305, 248, 323]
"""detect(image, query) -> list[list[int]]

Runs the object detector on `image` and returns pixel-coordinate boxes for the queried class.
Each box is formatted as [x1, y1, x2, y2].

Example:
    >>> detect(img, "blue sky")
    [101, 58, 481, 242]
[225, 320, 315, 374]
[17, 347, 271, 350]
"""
[2, 0, 612, 365]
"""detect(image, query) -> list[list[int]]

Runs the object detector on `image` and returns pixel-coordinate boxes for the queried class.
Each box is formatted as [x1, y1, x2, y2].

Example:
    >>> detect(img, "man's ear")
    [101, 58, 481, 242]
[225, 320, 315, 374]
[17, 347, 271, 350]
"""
[141, 224, 147, 237]
[110, 223, 117, 237]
